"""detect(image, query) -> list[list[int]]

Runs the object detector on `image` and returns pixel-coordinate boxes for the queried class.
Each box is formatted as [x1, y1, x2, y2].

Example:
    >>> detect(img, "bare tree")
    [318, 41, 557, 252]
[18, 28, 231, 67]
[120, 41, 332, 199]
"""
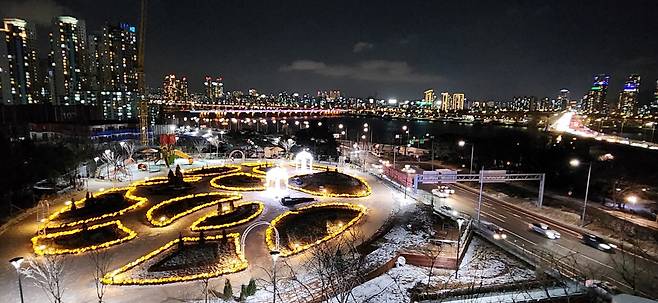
[88, 250, 113, 303]
[120, 140, 137, 164]
[279, 138, 296, 158]
[192, 138, 209, 157]
[24, 255, 67, 303]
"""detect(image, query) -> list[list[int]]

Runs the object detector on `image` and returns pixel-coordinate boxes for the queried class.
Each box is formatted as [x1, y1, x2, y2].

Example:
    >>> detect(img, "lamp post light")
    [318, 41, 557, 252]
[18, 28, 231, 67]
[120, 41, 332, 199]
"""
[458, 140, 475, 174]
[455, 218, 465, 279]
[270, 250, 281, 303]
[9, 257, 25, 303]
[569, 159, 592, 227]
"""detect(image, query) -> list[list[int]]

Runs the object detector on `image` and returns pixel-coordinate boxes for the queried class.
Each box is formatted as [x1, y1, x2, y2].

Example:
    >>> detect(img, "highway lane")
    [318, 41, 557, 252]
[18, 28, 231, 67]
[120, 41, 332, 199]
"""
[344, 145, 657, 298]
[425, 183, 658, 298]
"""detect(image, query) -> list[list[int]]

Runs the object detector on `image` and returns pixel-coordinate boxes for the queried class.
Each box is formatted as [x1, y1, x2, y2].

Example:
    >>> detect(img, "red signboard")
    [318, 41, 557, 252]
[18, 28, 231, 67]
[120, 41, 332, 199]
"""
[384, 165, 415, 187]
[159, 134, 177, 146]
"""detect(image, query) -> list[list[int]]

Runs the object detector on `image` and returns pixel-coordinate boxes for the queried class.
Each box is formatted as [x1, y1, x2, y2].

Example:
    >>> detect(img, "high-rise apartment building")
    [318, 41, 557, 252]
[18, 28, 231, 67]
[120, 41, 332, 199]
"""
[440, 92, 451, 112]
[204, 76, 223, 102]
[557, 89, 569, 110]
[0, 18, 40, 104]
[452, 93, 465, 111]
[49, 16, 91, 105]
[583, 74, 610, 114]
[163, 74, 188, 102]
[423, 89, 435, 104]
[617, 74, 640, 116]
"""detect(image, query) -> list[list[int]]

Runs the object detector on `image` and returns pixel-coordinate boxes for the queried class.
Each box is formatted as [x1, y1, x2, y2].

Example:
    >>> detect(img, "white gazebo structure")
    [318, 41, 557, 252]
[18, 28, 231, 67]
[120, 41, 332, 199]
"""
[266, 166, 289, 198]
[294, 150, 314, 172]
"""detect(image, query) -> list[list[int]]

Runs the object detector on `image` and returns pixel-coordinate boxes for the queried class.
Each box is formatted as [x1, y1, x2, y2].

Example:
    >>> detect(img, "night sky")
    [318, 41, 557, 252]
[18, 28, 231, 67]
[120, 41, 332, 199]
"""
[3, 0, 658, 102]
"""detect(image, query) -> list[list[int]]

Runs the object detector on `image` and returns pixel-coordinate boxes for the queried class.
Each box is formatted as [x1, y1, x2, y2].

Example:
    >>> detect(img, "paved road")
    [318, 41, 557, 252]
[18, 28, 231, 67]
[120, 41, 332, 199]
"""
[349, 143, 658, 299]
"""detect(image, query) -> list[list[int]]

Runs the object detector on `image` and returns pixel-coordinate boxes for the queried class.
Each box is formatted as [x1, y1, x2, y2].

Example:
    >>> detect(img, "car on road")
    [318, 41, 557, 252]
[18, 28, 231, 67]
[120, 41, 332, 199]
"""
[431, 188, 449, 198]
[582, 234, 617, 252]
[434, 204, 459, 217]
[481, 221, 507, 240]
[528, 222, 561, 239]
[437, 185, 455, 194]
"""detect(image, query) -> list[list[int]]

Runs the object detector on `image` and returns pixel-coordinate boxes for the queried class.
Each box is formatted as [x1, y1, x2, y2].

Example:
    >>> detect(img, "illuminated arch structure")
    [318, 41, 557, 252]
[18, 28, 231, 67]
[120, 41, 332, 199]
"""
[294, 150, 313, 172]
[265, 166, 289, 198]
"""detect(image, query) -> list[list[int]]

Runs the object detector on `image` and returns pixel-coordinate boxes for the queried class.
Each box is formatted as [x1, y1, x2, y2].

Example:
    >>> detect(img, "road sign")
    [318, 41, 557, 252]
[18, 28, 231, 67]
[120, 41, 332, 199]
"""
[481, 170, 507, 183]
[418, 169, 458, 184]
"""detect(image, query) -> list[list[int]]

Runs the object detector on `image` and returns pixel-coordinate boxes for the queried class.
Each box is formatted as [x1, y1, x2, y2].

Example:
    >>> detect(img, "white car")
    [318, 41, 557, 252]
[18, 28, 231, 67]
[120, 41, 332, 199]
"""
[437, 185, 455, 194]
[529, 223, 561, 239]
[431, 189, 449, 198]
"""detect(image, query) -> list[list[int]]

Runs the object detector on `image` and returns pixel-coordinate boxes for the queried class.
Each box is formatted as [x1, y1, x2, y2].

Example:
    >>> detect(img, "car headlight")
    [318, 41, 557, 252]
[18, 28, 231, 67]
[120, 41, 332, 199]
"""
[598, 243, 611, 250]
[493, 234, 500, 240]
[608, 244, 617, 249]
[501, 234, 507, 239]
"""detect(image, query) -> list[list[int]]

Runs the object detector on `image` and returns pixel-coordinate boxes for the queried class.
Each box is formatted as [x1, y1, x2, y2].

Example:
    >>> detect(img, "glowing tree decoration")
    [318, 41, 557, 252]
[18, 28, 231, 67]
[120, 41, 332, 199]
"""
[294, 150, 313, 172]
[266, 166, 289, 198]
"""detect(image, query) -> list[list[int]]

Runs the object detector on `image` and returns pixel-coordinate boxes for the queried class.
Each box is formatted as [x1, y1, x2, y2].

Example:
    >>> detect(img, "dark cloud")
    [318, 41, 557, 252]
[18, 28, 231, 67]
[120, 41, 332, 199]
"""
[281, 60, 443, 83]
[2, 0, 69, 26]
[353, 41, 374, 53]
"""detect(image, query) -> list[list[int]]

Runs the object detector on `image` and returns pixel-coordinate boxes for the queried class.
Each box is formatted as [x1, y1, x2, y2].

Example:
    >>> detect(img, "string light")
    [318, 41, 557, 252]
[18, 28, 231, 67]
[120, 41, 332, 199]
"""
[182, 164, 241, 177]
[102, 233, 247, 285]
[190, 201, 264, 231]
[209, 172, 266, 191]
[31, 220, 137, 256]
[265, 202, 367, 257]
[146, 192, 242, 227]
[287, 174, 372, 198]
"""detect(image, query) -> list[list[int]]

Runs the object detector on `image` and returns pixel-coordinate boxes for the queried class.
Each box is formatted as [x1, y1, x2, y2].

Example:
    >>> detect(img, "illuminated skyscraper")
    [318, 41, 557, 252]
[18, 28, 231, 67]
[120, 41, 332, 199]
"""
[0, 18, 40, 104]
[583, 74, 610, 114]
[423, 89, 435, 104]
[617, 74, 640, 116]
[452, 93, 465, 111]
[49, 16, 90, 105]
[163, 74, 188, 101]
[440, 92, 451, 112]
[557, 89, 569, 110]
[204, 76, 224, 102]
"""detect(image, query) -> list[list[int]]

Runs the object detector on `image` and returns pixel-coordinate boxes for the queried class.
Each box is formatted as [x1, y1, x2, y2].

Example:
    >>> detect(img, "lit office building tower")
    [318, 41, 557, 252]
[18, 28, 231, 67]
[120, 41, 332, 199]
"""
[423, 89, 435, 104]
[162, 74, 188, 102]
[49, 16, 90, 105]
[440, 92, 451, 112]
[452, 93, 465, 111]
[617, 74, 640, 116]
[0, 18, 40, 104]
[204, 76, 224, 102]
[557, 89, 569, 110]
[583, 74, 610, 114]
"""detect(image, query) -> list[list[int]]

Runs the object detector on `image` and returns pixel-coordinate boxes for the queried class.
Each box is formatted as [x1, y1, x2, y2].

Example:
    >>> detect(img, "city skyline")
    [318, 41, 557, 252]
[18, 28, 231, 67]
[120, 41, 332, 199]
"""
[1, 0, 658, 101]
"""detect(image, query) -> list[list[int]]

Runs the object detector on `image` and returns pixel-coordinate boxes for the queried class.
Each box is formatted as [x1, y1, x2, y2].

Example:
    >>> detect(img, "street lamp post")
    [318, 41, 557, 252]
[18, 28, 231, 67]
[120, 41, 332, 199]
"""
[570, 159, 592, 227]
[270, 250, 280, 303]
[458, 140, 474, 174]
[455, 218, 465, 278]
[9, 257, 25, 303]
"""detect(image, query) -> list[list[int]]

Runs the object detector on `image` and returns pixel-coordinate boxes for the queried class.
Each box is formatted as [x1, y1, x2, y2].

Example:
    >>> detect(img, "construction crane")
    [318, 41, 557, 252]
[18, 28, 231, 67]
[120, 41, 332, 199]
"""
[138, 0, 149, 146]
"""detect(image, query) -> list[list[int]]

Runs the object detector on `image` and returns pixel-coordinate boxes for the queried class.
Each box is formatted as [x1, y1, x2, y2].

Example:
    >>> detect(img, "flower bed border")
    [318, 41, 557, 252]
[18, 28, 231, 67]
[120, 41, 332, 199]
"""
[209, 172, 266, 191]
[102, 233, 247, 285]
[41, 187, 147, 230]
[266, 202, 367, 257]
[190, 201, 264, 231]
[146, 192, 242, 227]
[32, 220, 137, 255]
[288, 173, 372, 198]
[183, 164, 241, 177]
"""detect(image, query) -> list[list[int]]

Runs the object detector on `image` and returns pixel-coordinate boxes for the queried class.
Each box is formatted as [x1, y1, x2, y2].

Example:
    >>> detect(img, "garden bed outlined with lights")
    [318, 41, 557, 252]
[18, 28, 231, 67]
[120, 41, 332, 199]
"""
[190, 201, 264, 231]
[288, 171, 372, 198]
[32, 220, 137, 255]
[102, 233, 247, 285]
[210, 172, 266, 191]
[183, 164, 241, 177]
[41, 187, 148, 230]
[266, 202, 367, 257]
[146, 192, 242, 227]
